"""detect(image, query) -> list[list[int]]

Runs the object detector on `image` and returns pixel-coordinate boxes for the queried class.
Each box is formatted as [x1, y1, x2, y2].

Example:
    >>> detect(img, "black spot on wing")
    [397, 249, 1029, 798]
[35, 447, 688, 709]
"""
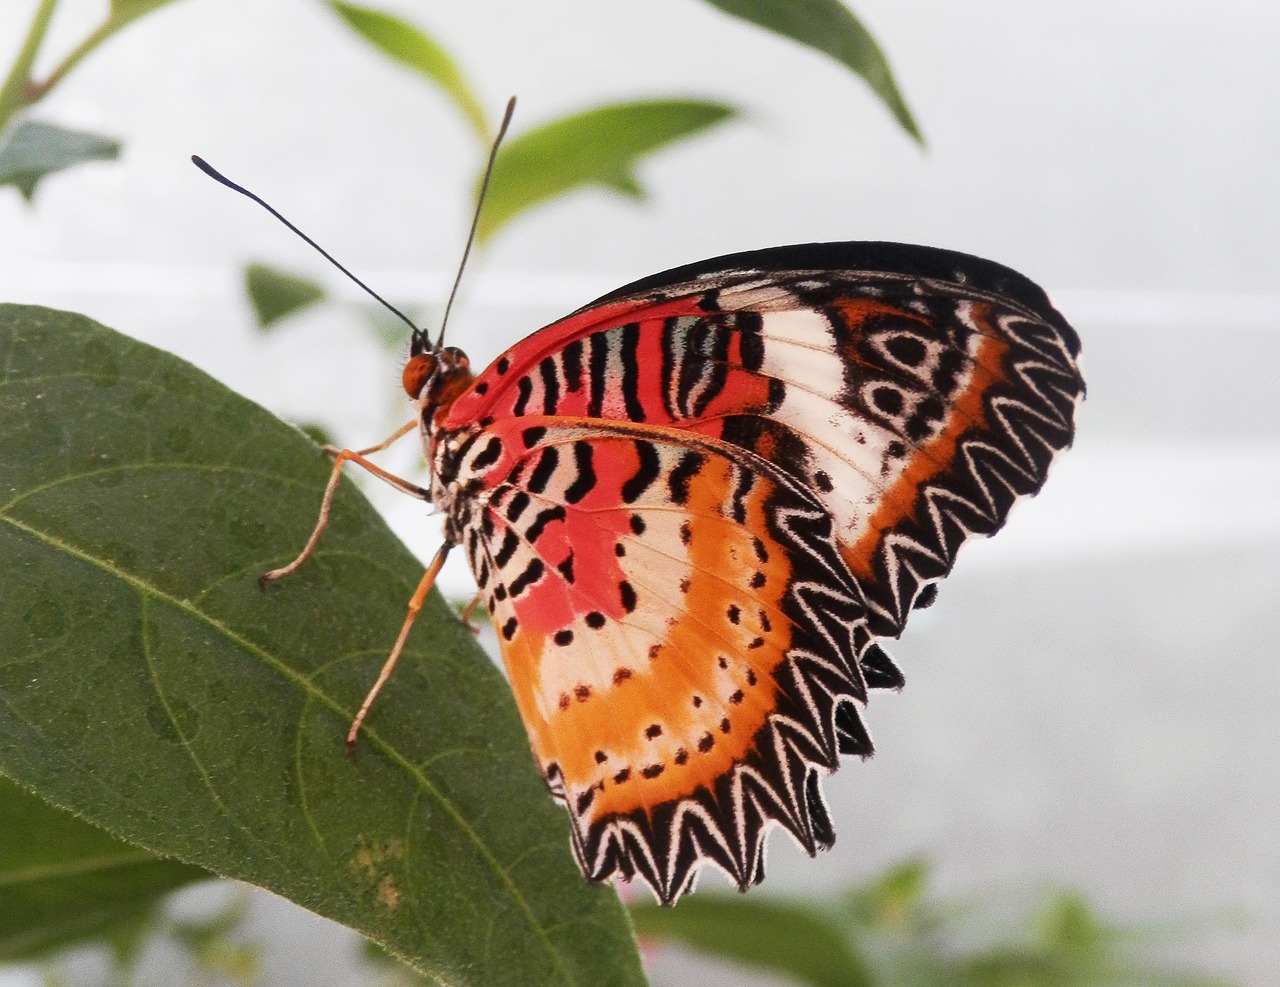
[622, 441, 661, 504]
[505, 490, 530, 522]
[668, 451, 705, 506]
[563, 441, 596, 504]
[562, 339, 584, 393]
[539, 357, 560, 414]
[620, 322, 645, 421]
[527, 446, 559, 494]
[524, 505, 566, 542]
[514, 375, 534, 416]
[471, 436, 502, 471]
[493, 529, 519, 568]
[738, 319, 765, 373]
[509, 557, 545, 598]
[588, 332, 608, 417]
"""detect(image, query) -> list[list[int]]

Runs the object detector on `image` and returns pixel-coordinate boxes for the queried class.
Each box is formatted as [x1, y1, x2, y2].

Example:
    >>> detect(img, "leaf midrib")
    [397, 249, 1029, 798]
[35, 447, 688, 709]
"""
[0, 503, 577, 985]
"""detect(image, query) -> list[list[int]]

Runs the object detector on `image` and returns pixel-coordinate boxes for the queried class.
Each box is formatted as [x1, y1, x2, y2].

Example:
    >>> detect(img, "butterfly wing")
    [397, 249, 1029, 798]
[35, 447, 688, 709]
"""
[449, 241, 1084, 640]
[451, 416, 874, 903]
[440, 242, 1084, 902]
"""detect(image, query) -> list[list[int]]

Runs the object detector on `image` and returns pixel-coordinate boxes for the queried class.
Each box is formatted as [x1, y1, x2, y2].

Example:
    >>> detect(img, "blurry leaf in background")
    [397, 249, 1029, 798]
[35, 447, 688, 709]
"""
[631, 892, 873, 987]
[244, 262, 327, 330]
[167, 895, 262, 985]
[0, 305, 645, 987]
[358, 301, 428, 353]
[959, 891, 1239, 987]
[0, 120, 120, 201]
[109, 0, 188, 24]
[699, 0, 923, 144]
[0, 775, 210, 963]
[478, 99, 737, 243]
[327, 1, 490, 144]
[634, 858, 1237, 987]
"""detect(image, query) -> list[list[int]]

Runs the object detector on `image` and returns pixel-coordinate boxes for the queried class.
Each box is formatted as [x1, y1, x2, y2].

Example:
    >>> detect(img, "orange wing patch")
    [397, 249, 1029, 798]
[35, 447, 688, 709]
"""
[475, 420, 872, 898]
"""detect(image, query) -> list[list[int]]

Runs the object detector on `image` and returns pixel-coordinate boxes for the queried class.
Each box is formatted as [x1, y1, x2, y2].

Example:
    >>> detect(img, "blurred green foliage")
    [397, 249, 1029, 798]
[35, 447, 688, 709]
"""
[244, 263, 327, 329]
[633, 859, 1236, 987]
[0, 0, 187, 198]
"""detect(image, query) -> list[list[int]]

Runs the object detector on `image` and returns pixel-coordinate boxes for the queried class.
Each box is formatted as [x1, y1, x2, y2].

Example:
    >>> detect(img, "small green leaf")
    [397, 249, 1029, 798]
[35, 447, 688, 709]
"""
[109, 0, 185, 19]
[848, 855, 930, 927]
[0, 119, 120, 201]
[478, 99, 736, 244]
[0, 305, 644, 987]
[327, 1, 489, 143]
[631, 894, 872, 987]
[244, 262, 327, 330]
[699, 0, 923, 144]
[0, 775, 209, 962]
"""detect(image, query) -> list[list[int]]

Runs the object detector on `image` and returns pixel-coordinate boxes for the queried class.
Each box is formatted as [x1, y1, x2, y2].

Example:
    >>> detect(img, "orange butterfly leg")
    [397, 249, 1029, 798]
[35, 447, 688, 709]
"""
[261, 420, 425, 586]
[347, 542, 452, 751]
[458, 591, 485, 634]
[324, 417, 417, 459]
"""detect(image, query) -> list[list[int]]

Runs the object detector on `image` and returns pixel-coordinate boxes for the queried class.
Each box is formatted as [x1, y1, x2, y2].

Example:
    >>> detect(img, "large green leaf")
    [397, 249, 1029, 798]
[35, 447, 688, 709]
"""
[0, 305, 645, 987]
[631, 894, 871, 987]
[0, 119, 120, 201]
[0, 775, 209, 963]
[477, 100, 736, 244]
[328, 1, 489, 143]
[699, 0, 923, 144]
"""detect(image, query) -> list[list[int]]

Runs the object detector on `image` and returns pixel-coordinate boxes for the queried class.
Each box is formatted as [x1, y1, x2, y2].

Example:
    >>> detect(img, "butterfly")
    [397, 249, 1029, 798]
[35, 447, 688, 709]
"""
[268, 239, 1084, 906]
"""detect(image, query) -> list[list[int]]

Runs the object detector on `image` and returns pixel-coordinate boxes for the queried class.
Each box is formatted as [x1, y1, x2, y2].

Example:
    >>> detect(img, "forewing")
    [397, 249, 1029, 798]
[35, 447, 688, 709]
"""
[448, 242, 1084, 639]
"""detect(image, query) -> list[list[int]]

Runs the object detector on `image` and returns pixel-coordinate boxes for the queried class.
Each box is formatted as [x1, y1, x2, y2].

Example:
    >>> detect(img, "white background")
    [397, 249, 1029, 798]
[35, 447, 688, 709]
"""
[2, 1, 1278, 984]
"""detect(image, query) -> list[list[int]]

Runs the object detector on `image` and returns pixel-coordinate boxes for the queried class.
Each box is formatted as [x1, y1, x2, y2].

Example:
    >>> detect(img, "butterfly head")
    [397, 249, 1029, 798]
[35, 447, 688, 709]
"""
[403, 335, 474, 422]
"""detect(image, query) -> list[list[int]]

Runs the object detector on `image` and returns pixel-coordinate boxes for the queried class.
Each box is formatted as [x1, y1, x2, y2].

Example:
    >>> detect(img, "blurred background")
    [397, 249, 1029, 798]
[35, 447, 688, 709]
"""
[1, 1, 1277, 984]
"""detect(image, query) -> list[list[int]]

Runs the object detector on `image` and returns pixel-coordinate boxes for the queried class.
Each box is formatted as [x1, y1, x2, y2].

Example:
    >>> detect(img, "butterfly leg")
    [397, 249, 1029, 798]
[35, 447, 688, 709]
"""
[261, 423, 427, 587]
[458, 591, 485, 635]
[323, 417, 417, 459]
[347, 542, 452, 751]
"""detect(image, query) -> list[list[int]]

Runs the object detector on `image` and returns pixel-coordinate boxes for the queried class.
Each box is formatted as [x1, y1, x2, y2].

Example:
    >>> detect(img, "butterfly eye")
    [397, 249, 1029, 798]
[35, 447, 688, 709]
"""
[402, 353, 437, 398]
[441, 346, 470, 371]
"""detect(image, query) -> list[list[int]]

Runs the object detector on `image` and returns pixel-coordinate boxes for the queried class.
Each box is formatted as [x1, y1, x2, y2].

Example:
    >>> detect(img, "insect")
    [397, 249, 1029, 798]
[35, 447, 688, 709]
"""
[196, 110, 1084, 906]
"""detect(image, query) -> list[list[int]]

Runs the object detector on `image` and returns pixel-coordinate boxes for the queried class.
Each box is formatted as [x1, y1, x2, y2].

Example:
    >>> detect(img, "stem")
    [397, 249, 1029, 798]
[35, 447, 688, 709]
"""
[35, 15, 120, 97]
[0, 0, 59, 133]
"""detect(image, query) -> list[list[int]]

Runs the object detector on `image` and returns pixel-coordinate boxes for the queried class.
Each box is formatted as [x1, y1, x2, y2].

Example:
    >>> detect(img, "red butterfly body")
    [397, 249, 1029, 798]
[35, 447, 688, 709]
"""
[398, 241, 1084, 904]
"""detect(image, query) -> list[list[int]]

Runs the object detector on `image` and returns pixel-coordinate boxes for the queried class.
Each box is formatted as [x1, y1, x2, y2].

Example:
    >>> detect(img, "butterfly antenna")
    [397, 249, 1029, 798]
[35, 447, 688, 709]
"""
[191, 155, 421, 335]
[436, 95, 517, 348]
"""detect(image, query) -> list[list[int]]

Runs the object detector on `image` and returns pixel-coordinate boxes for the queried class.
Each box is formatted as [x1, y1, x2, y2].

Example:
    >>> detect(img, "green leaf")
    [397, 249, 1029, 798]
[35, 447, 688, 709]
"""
[0, 305, 644, 987]
[110, 0, 185, 19]
[699, 0, 923, 144]
[0, 774, 209, 962]
[477, 99, 737, 244]
[0, 119, 120, 201]
[327, 1, 489, 143]
[243, 263, 327, 330]
[845, 856, 931, 927]
[630, 894, 872, 987]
